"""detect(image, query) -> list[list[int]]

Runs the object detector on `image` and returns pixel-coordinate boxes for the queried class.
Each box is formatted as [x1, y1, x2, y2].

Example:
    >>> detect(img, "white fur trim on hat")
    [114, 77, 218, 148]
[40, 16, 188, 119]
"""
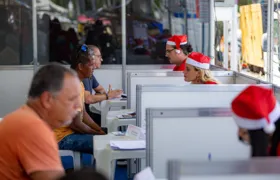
[232, 102, 280, 133]
[187, 57, 210, 69]
[166, 41, 188, 46]
[264, 123, 276, 134]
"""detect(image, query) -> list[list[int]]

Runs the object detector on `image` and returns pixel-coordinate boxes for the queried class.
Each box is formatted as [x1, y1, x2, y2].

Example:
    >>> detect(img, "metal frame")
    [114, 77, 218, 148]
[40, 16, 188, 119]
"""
[1, 0, 277, 87]
[146, 107, 233, 172]
[168, 158, 280, 180]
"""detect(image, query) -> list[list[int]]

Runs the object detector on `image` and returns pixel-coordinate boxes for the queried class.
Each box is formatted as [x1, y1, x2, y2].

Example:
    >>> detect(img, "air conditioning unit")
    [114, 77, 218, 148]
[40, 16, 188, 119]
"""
[215, 0, 235, 7]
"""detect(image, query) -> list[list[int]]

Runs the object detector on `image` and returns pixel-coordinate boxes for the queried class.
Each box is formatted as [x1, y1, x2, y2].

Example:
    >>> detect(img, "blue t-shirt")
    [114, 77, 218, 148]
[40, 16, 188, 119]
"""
[82, 75, 100, 94]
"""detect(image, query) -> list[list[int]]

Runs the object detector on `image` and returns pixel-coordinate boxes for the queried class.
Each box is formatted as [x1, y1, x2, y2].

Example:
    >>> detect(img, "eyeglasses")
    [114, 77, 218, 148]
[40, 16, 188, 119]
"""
[166, 49, 175, 54]
[95, 54, 103, 61]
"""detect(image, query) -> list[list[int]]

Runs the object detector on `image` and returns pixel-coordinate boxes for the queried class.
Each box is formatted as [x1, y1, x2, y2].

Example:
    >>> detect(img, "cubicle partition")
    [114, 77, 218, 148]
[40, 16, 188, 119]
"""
[0, 67, 33, 117]
[93, 65, 229, 92]
[127, 72, 188, 109]
[127, 71, 234, 109]
[168, 159, 280, 180]
[146, 107, 250, 179]
[0, 64, 278, 117]
[136, 84, 272, 128]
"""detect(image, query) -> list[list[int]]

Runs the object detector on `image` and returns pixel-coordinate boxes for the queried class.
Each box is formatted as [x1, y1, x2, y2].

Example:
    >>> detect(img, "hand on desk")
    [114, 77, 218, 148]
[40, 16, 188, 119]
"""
[107, 84, 123, 99]
[98, 130, 106, 135]
[93, 129, 106, 135]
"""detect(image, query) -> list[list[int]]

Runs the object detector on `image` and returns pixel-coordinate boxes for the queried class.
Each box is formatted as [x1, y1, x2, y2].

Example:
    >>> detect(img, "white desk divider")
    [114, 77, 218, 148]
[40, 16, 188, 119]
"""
[136, 84, 272, 128]
[127, 71, 234, 109]
[146, 107, 251, 179]
[127, 72, 188, 109]
[167, 158, 280, 180]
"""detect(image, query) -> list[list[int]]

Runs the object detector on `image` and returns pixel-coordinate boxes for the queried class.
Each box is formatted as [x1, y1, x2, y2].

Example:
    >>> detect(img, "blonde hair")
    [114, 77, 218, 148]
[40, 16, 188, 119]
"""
[194, 67, 220, 84]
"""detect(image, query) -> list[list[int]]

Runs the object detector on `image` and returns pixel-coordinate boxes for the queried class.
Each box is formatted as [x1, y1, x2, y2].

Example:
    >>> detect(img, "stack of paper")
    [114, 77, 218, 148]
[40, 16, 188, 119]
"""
[116, 111, 136, 119]
[134, 167, 155, 180]
[110, 140, 146, 150]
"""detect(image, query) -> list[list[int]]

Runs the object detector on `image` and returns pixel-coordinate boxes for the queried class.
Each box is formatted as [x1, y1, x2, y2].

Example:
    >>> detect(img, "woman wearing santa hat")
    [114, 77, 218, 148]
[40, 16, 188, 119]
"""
[165, 35, 193, 71]
[231, 85, 280, 156]
[183, 52, 219, 84]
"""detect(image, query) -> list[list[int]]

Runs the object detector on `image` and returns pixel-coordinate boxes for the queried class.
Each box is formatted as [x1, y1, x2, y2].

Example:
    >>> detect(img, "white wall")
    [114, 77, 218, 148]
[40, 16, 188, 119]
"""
[0, 68, 33, 117]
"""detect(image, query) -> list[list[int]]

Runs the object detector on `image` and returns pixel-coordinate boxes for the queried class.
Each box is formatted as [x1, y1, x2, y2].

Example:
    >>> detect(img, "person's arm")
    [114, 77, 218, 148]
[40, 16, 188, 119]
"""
[84, 90, 107, 104]
[91, 75, 106, 94]
[94, 85, 106, 94]
[69, 111, 99, 134]
[30, 171, 64, 180]
[83, 109, 105, 135]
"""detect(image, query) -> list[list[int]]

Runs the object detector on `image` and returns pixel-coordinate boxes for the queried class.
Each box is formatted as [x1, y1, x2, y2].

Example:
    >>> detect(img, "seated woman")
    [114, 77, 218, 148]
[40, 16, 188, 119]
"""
[231, 85, 280, 156]
[183, 52, 219, 84]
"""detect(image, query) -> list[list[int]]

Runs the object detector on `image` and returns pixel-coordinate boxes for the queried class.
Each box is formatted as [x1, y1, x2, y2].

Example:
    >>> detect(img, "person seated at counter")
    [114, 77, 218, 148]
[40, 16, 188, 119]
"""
[231, 85, 280, 156]
[183, 52, 219, 84]
[82, 45, 122, 126]
[54, 44, 105, 157]
[165, 35, 193, 71]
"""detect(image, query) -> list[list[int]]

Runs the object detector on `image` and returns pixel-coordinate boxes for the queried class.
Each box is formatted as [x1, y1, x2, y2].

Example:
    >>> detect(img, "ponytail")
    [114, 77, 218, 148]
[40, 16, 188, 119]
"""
[248, 129, 269, 157]
[269, 117, 280, 156]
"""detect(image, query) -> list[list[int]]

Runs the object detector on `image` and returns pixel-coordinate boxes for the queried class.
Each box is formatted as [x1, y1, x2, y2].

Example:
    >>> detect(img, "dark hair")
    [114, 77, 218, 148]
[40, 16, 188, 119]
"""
[270, 118, 280, 156]
[172, 43, 193, 55]
[59, 168, 108, 180]
[28, 63, 77, 98]
[70, 44, 93, 70]
[248, 117, 280, 157]
[248, 129, 269, 157]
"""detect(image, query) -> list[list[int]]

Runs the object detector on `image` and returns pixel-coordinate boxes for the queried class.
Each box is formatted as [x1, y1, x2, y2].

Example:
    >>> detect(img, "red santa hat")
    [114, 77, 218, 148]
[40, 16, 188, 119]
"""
[166, 35, 188, 53]
[186, 52, 211, 69]
[231, 85, 280, 134]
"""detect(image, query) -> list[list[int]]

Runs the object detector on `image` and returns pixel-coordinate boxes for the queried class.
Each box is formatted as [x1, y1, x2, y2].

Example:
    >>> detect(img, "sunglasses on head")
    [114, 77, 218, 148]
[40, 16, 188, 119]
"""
[76, 44, 95, 60]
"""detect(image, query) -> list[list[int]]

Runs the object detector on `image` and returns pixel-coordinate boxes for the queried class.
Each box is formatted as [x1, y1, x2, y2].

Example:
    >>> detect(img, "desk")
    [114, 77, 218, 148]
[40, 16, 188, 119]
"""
[94, 134, 145, 180]
[90, 98, 127, 127]
[106, 110, 136, 133]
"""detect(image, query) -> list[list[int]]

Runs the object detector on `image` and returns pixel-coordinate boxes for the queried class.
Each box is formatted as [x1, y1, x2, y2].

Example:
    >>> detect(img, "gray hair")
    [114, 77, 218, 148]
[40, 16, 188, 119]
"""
[28, 63, 77, 98]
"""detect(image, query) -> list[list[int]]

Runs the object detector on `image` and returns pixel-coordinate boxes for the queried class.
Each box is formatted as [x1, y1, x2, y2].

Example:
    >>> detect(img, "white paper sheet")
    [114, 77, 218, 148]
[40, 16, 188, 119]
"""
[110, 140, 146, 150]
[134, 167, 155, 180]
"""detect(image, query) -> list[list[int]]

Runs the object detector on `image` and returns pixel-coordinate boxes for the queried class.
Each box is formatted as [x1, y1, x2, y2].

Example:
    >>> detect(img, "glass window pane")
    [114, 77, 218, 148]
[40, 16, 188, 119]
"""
[272, 1, 280, 85]
[0, 0, 33, 65]
[225, 1, 268, 82]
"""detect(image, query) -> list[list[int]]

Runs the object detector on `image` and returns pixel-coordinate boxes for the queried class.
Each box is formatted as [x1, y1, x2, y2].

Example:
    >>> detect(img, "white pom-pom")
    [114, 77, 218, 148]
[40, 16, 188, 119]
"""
[264, 123, 275, 134]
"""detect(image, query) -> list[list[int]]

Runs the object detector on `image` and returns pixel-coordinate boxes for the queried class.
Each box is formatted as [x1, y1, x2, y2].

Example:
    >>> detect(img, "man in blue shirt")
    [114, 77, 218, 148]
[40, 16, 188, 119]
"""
[82, 45, 122, 126]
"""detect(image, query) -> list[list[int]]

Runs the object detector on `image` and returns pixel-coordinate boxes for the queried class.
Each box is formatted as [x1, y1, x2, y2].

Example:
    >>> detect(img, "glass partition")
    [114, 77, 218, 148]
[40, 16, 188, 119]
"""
[0, 0, 33, 65]
[272, 0, 280, 85]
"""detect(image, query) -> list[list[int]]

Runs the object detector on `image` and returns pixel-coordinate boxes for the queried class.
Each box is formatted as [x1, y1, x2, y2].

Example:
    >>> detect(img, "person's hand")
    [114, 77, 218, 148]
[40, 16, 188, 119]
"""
[98, 129, 106, 135]
[107, 84, 112, 94]
[107, 84, 123, 99]
[238, 128, 250, 144]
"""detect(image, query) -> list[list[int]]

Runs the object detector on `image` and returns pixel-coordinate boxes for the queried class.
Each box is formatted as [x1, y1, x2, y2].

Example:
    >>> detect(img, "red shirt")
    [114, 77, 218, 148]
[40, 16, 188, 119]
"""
[204, 81, 218, 84]
[267, 144, 280, 156]
[173, 60, 186, 71]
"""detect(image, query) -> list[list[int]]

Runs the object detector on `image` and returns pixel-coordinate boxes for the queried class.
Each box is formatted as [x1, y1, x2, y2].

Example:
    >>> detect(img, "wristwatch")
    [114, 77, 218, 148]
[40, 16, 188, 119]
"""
[105, 93, 109, 100]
